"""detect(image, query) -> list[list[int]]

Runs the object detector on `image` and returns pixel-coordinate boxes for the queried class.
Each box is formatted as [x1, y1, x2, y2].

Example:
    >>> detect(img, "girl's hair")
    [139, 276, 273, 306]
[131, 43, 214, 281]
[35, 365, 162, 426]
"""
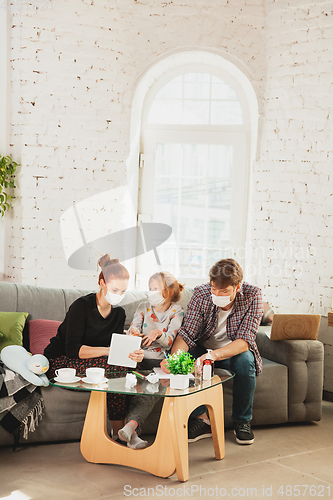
[98, 254, 129, 285]
[149, 271, 185, 304]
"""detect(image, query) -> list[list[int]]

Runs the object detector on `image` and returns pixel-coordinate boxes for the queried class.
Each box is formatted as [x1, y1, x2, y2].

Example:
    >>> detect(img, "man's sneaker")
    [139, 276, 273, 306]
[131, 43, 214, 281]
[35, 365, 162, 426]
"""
[188, 418, 212, 443]
[233, 422, 254, 445]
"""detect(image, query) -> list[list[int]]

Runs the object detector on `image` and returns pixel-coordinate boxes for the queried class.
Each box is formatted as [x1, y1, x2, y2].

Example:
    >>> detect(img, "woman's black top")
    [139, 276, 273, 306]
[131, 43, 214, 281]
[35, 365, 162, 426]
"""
[44, 293, 126, 359]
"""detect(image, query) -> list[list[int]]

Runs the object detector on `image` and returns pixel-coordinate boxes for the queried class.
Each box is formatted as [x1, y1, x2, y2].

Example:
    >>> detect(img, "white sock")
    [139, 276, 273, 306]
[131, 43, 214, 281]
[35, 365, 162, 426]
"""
[200, 417, 210, 426]
[118, 420, 137, 443]
[127, 431, 148, 450]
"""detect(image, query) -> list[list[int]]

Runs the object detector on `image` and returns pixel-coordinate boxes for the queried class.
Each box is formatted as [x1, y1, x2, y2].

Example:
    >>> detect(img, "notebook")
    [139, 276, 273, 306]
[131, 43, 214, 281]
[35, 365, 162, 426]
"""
[270, 314, 321, 341]
[107, 333, 142, 368]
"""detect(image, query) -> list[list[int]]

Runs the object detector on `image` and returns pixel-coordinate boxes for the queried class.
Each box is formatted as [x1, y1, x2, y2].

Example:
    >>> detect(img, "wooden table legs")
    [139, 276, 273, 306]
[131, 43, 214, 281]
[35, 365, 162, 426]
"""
[80, 389, 176, 478]
[80, 379, 225, 482]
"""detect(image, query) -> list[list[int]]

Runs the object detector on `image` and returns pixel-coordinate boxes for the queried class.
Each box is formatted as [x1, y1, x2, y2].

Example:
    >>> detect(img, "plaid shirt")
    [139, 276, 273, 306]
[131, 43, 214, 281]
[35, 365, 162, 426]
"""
[178, 281, 264, 375]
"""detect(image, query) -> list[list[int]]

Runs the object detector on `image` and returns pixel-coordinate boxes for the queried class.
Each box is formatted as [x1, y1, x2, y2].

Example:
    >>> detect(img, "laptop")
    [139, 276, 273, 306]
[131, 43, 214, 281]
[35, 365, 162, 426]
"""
[270, 314, 321, 341]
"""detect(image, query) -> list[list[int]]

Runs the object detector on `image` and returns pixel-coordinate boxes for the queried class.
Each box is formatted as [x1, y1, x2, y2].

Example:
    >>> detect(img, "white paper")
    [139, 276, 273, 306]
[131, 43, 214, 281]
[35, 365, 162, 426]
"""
[107, 333, 142, 368]
[153, 367, 194, 380]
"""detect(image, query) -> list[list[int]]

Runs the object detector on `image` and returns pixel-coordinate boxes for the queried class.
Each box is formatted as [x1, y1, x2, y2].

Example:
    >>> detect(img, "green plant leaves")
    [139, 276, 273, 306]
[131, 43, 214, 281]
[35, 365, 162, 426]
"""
[165, 350, 195, 375]
[0, 155, 17, 217]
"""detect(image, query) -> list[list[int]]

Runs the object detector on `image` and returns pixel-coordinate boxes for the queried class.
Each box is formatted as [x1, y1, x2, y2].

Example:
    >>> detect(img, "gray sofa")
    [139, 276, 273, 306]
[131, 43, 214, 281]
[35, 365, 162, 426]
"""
[0, 281, 324, 446]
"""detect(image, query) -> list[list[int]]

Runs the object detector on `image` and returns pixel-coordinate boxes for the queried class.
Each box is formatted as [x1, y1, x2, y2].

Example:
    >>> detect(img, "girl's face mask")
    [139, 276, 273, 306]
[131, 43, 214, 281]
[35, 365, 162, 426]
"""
[148, 290, 165, 307]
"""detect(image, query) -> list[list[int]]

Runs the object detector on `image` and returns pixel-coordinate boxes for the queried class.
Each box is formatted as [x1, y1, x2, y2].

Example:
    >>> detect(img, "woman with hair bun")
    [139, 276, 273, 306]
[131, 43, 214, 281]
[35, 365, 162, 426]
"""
[44, 254, 143, 438]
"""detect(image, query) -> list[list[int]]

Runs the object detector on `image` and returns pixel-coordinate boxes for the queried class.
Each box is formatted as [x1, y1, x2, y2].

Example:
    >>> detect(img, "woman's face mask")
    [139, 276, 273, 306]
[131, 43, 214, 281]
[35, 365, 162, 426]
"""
[104, 290, 125, 306]
[103, 278, 128, 306]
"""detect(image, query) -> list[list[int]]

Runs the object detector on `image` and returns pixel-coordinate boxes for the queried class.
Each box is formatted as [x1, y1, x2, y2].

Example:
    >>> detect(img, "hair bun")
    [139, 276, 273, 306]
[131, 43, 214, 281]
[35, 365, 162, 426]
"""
[108, 258, 120, 266]
[98, 254, 120, 268]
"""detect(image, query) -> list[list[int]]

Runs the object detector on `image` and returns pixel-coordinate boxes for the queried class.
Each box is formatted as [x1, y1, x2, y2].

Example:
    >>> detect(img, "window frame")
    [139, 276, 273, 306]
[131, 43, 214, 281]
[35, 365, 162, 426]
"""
[136, 64, 251, 288]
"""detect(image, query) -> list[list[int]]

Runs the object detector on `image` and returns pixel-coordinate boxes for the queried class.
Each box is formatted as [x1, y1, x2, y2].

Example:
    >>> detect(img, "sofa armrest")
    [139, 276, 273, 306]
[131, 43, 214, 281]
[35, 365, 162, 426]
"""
[256, 331, 324, 422]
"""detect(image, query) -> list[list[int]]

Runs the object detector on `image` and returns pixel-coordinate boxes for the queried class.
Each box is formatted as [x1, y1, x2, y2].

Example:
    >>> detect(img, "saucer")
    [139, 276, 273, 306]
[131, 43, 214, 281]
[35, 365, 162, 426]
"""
[54, 376, 81, 384]
[81, 377, 108, 385]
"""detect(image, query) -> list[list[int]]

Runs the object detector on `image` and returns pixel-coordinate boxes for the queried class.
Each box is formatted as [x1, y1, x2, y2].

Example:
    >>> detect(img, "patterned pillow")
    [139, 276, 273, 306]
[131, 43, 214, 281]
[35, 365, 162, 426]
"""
[260, 302, 274, 325]
[29, 319, 61, 355]
[0, 311, 29, 352]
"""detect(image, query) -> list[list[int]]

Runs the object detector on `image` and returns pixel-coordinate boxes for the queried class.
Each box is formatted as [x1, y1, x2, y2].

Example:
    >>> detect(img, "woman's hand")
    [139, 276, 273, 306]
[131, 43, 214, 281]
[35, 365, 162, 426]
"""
[128, 349, 144, 363]
[142, 329, 163, 347]
[128, 326, 143, 337]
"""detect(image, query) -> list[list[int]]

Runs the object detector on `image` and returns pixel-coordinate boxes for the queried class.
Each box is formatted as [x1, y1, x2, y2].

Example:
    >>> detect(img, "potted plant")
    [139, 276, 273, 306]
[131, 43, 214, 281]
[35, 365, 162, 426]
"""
[165, 350, 196, 390]
[0, 155, 18, 217]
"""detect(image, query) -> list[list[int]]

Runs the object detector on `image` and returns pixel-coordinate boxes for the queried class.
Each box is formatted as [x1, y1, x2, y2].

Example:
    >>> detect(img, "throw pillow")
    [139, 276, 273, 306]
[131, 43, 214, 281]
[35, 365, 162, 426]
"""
[260, 302, 274, 325]
[0, 311, 29, 352]
[29, 319, 61, 355]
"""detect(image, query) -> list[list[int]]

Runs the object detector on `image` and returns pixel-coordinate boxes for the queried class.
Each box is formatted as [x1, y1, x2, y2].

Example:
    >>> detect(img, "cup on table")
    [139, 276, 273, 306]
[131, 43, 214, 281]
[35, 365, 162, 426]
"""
[55, 368, 76, 382]
[86, 367, 105, 383]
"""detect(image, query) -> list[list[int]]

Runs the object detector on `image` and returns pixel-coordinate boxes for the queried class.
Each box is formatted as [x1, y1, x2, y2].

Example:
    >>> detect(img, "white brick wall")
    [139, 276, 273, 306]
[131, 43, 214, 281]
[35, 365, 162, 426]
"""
[251, 0, 333, 315]
[3, 0, 333, 317]
[5, 0, 266, 289]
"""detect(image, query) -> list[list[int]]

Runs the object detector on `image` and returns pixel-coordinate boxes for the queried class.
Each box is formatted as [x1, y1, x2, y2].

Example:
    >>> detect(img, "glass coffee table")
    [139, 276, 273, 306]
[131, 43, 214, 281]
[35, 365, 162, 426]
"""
[50, 369, 234, 482]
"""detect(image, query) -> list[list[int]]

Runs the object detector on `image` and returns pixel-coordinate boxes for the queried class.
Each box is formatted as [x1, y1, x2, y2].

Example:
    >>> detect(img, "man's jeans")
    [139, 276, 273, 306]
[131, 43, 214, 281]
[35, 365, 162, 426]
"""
[189, 344, 256, 423]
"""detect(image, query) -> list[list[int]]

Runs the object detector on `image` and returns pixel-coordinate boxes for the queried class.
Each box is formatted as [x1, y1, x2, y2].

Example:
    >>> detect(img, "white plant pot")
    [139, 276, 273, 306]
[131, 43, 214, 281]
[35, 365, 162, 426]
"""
[169, 373, 190, 390]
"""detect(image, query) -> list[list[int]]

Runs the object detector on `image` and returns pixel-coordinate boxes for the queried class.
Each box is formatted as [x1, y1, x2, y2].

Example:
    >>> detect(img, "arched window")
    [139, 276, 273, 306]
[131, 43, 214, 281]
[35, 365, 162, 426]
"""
[133, 56, 256, 289]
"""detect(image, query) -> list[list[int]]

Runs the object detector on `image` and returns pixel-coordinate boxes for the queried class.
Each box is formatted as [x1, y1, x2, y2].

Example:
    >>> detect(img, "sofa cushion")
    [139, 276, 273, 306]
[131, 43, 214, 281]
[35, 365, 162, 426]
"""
[0, 311, 29, 352]
[29, 319, 61, 355]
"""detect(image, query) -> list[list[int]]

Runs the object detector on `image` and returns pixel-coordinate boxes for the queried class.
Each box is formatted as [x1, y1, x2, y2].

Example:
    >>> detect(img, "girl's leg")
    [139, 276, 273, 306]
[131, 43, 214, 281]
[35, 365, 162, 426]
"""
[118, 395, 157, 449]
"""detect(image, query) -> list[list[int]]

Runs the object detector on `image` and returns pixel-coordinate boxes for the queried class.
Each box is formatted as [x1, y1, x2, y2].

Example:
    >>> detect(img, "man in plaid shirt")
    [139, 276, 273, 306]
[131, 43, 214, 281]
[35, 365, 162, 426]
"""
[162, 258, 263, 445]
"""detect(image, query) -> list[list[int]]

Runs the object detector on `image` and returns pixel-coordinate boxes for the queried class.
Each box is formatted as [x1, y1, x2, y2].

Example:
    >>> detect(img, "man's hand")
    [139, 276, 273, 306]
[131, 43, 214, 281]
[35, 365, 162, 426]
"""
[160, 358, 170, 373]
[142, 329, 163, 347]
[198, 350, 218, 367]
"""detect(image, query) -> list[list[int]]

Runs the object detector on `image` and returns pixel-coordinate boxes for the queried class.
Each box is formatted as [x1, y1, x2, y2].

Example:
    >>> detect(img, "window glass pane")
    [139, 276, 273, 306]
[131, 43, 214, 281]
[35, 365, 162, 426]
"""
[182, 99, 210, 125]
[155, 143, 182, 178]
[155, 76, 183, 99]
[181, 178, 206, 209]
[148, 99, 182, 124]
[154, 178, 179, 230]
[157, 247, 177, 268]
[207, 220, 227, 244]
[208, 144, 233, 179]
[147, 72, 243, 125]
[211, 77, 238, 100]
[205, 248, 230, 275]
[179, 217, 204, 245]
[211, 101, 243, 125]
[182, 144, 207, 177]
[152, 141, 236, 282]
[184, 73, 210, 99]
[179, 248, 204, 277]
[207, 179, 232, 210]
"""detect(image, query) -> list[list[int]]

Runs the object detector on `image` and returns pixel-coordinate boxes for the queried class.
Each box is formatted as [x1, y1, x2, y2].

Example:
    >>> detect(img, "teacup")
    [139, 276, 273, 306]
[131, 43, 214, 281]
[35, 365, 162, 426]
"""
[55, 368, 76, 381]
[86, 367, 105, 383]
